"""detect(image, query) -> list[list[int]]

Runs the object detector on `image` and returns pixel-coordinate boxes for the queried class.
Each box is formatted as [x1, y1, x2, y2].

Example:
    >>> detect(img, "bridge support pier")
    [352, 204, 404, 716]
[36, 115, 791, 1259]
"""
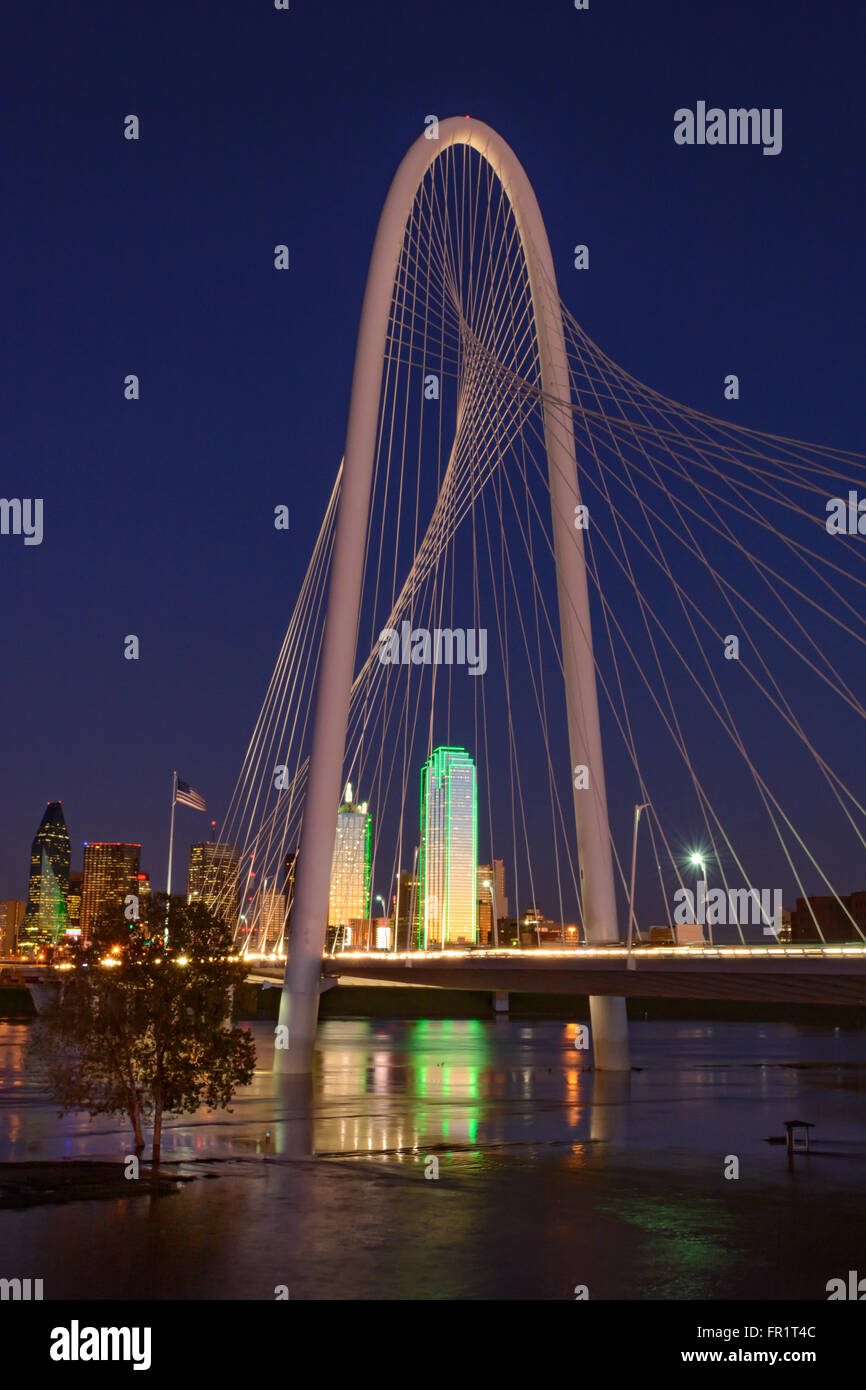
[275, 983, 319, 1076]
[589, 996, 629, 1071]
[492, 990, 509, 1014]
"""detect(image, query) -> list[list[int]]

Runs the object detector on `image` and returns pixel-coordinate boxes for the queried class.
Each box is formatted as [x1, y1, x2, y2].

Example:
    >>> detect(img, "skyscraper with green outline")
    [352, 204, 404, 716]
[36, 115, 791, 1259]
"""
[21, 801, 71, 951]
[420, 747, 477, 948]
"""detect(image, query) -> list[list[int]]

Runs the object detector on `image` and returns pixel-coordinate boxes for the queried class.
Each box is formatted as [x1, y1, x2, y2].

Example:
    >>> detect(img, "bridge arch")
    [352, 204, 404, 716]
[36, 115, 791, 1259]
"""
[277, 117, 629, 1072]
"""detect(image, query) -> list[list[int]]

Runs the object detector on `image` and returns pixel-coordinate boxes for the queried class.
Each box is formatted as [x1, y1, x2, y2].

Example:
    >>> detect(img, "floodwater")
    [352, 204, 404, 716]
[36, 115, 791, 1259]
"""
[1, 1016, 865, 1300]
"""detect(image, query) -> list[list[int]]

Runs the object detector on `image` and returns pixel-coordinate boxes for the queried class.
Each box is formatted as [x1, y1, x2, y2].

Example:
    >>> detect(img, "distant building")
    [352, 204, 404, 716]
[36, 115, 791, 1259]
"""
[0, 900, 26, 954]
[791, 891, 866, 943]
[21, 802, 71, 951]
[328, 783, 371, 929]
[420, 747, 477, 948]
[341, 916, 387, 950]
[392, 868, 420, 950]
[478, 892, 492, 944]
[66, 871, 83, 935]
[187, 842, 239, 924]
[136, 872, 151, 924]
[477, 859, 508, 944]
[518, 908, 563, 947]
[80, 843, 141, 942]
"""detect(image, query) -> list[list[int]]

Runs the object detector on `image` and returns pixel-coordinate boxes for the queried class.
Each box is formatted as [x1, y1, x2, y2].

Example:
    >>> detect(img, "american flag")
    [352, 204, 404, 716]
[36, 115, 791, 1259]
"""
[175, 777, 206, 812]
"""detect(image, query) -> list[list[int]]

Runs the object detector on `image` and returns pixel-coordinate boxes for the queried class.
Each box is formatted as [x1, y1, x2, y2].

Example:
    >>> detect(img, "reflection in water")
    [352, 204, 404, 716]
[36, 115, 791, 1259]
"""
[3, 1016, 865, 1168]
[1, 1017, 866, 1299]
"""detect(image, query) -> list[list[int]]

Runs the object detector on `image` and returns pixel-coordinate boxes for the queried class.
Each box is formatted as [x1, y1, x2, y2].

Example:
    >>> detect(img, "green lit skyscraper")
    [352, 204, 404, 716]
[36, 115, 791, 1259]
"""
[21, 801, 71, 951]
[420, 747, 477, 948]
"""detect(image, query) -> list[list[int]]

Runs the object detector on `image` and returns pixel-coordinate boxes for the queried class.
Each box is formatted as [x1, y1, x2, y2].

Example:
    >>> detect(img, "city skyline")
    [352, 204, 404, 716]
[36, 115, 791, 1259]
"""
[2, 6, 862, 939]
[1, 0, 863, 1328]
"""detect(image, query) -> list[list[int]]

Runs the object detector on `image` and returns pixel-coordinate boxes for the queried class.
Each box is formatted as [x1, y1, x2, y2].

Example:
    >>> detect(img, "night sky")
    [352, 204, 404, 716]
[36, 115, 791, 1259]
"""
[3, 0, 863, 923]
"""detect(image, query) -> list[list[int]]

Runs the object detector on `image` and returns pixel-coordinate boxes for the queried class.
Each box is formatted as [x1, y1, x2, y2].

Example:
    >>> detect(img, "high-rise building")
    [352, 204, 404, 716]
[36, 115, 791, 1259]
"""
[187, 842, 239, 924]
[80, 843, 141, 943]
[420, 747, 477, 948]
[21, 801, 71, 950]
[1, 900, 26, 954]
[477, 859, 508, 945]
[328, 783, 371, 929]
[392, 867, 420, 950]
[66, 871, 84, 935]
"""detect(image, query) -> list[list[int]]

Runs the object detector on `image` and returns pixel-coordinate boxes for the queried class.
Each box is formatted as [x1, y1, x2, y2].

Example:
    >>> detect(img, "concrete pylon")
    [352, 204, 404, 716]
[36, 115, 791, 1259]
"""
[276, 117, 629, 1073]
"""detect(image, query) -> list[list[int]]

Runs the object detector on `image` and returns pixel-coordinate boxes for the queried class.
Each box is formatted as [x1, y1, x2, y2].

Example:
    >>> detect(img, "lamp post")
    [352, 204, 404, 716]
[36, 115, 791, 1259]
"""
[407, 846, 419, 952]
[374, 894, 386, 951]
[689, 852, 711, 944]
[627, 802, 650, 966]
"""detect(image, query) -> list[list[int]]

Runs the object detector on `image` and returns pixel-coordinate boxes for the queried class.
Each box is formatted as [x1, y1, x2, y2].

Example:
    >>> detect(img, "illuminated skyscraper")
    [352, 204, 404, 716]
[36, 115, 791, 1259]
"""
[420, 747, 477, 948]
[328, 783, 371, 929]
[66, 871, 83, 935]
[21, 801, 71, 950]
[80, 843, 140, 942]
[187, 842, 239, 924]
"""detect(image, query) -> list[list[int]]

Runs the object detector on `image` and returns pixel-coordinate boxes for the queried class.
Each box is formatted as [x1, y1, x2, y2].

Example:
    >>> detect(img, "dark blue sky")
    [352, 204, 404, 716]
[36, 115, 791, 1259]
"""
[2, 0, 863, 920]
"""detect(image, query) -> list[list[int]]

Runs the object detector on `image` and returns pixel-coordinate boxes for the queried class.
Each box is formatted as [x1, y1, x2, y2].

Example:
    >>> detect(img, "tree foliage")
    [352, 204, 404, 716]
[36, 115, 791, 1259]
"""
[29, 894, 256, 1168]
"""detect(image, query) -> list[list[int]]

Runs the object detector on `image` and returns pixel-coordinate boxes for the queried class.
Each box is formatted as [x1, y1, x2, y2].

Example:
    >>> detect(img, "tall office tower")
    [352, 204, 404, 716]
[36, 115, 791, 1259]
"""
[420, 747, 477, 948]
[187, 842, 239, 924]
[392, 868, 420, 950]
[1, 900, 26, 954]
[66, 871, 84, 936]
[21, 801, 71, 950]
[80, 843, 141, 943]
[477, 859, 508, 944]
[328, 782, 371, 929]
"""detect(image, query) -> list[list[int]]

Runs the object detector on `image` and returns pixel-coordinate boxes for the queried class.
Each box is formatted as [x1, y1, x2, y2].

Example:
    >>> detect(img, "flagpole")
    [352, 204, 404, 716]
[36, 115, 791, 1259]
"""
[166, 770, 177, 896]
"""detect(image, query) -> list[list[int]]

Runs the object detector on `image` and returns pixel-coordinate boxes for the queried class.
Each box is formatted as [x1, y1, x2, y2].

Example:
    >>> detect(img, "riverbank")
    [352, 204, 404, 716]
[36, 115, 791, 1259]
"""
[0, 1161, 193, 1210]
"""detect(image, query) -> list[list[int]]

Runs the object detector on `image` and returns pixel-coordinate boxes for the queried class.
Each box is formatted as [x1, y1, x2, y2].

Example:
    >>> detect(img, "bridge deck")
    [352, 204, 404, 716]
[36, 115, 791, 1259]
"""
[249, 947, 866, 1008]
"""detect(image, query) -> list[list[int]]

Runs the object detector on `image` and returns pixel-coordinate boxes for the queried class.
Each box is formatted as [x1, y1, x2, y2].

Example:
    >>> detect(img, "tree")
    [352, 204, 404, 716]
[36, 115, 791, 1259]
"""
[29, 894, 256, 1173]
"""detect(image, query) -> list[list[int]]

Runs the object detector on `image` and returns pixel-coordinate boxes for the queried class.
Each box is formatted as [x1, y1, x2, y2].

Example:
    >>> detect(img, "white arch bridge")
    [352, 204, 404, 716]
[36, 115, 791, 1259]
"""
[210, 117, 866, 1070]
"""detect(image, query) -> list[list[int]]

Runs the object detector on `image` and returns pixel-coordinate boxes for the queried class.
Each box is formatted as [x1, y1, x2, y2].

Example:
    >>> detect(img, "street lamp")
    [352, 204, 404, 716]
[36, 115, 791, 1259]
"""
[373, 894, 386, 951]
[689, 852, 711, 944]
[627, 802, 651, 965]
[483, 877, 499, 949]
